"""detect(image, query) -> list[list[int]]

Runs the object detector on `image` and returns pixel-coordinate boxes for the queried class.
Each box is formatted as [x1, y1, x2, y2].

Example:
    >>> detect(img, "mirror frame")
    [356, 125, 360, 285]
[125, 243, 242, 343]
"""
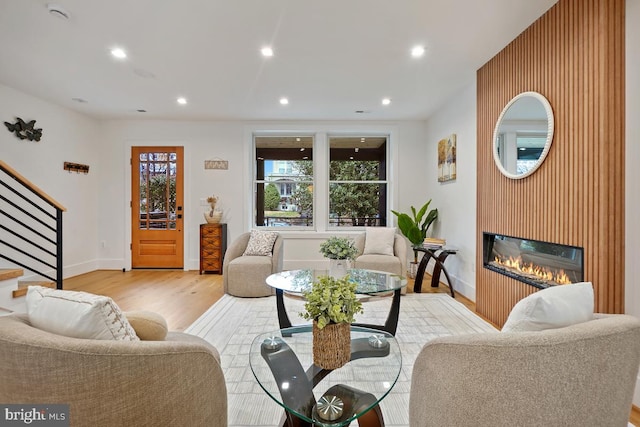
[492, 91, 554, 179]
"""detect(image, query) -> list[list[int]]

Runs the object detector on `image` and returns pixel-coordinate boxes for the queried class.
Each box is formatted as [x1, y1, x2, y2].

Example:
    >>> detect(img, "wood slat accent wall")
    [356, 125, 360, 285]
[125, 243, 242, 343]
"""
[476, 0, 625, 327]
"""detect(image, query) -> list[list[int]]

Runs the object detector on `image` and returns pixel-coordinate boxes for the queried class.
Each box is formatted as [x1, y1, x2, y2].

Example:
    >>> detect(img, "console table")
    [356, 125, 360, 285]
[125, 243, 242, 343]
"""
[413, 247, 457, 297]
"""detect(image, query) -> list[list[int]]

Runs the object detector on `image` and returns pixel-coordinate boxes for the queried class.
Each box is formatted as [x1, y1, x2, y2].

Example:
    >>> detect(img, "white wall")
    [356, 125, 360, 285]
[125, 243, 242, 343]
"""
[0, 84, 102, 278]
[625, 0, 640, 408]
[98, 119, 428, 271]
[423, 82, 478, 300]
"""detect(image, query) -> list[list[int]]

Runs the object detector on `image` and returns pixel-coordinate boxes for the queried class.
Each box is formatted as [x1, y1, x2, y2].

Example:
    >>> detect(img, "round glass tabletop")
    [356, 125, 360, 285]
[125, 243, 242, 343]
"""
[266, 268, 406, 295]
[249, 325, 402, 426]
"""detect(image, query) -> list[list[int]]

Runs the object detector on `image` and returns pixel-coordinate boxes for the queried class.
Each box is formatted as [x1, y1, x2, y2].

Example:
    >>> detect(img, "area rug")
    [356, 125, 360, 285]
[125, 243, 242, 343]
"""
[186, 293, 498, 427]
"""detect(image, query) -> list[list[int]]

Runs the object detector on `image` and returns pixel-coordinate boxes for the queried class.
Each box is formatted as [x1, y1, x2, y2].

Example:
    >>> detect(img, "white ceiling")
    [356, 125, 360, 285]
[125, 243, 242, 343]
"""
[0, 0, 558, 121]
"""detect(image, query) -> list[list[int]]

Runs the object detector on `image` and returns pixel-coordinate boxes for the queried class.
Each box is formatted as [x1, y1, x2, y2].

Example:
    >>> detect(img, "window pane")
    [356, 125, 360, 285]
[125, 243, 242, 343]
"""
[329, 136, 387, 227]
[329, 183, 386, 227]
[138, 150, 177, 230]
[255, 136, 314, 227]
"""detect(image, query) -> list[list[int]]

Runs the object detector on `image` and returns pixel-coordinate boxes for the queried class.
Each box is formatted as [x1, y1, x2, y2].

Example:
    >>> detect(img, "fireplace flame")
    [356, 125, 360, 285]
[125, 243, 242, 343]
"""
[494, 256, 571, 285]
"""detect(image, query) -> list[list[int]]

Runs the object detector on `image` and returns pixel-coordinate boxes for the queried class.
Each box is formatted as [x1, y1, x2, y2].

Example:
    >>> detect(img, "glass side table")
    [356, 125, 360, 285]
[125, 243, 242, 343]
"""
[250, 325, 401, 427]
[266, 269, 407, 335]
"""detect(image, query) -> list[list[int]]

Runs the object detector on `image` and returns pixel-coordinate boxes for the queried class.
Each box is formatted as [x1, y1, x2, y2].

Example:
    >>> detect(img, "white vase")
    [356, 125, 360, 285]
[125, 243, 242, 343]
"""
[329, 259, 349, 279]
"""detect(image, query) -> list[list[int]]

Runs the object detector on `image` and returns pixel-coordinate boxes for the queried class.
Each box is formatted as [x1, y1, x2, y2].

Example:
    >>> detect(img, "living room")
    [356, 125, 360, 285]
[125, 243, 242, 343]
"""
[1, 0, 639, 425]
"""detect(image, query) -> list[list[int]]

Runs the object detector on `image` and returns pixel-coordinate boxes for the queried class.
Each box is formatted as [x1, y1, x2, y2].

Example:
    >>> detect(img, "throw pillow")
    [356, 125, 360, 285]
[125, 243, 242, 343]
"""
[26, 286, 139, 341]
[243, 230, 278, 256]
[363, 227, 396, 256]
[125, 310, 168, 341]
[501, 281, 594, 332]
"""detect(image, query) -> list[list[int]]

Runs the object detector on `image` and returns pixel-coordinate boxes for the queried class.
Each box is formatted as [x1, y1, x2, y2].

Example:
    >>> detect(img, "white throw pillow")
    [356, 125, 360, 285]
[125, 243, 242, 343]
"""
[363, 227, 396, 256]
[501, 282, 594, 332]
[243, 230, 278, 256]
[26, 286, 139, 341]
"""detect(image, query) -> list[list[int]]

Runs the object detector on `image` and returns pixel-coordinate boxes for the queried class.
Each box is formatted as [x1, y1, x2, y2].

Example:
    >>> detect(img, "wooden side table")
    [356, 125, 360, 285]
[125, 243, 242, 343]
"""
[413, 247, 457, 297]
[199, 223, 227, 274]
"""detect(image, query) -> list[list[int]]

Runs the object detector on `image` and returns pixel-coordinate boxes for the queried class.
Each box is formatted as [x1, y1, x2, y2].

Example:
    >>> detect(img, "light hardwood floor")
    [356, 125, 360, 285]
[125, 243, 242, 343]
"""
[63, 269, 639, 425]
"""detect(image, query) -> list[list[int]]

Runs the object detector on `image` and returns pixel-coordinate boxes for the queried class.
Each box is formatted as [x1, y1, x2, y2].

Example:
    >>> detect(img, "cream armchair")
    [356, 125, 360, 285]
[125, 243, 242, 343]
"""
[0, 313, 227, 426]
[409, 314, 640, 427]
[353, 232, 407, 277]
[223, 232, 283, 297]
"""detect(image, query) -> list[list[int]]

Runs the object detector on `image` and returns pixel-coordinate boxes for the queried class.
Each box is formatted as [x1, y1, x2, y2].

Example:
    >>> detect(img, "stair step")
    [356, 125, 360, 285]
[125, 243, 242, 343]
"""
[12, 281, 55, 298]
[0, 269, 23, 282]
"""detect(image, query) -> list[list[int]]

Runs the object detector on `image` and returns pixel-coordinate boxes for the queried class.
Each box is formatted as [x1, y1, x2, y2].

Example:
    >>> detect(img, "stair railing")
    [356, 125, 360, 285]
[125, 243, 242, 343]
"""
[0, 160, 65, 289]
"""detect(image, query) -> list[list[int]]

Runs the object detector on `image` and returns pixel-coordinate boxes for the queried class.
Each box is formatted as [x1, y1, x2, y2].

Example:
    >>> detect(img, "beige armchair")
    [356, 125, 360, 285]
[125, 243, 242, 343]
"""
[223, 232, 283, 297]
[353, 232, 407, 277]
[409, 314, 640, 427]
[0, 313, 227, 426]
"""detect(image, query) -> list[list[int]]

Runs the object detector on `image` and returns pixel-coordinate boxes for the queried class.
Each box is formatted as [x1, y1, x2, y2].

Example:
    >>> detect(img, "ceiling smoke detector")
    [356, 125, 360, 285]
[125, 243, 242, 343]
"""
[47, 4, 70, 20]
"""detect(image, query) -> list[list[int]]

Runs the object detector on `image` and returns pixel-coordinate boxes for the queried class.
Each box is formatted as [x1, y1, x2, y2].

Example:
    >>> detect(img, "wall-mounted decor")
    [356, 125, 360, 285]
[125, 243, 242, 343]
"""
[437, 134, 456, 182]
[63, 162, 90, 174]
[4, 117, 43, 141]
[204, 159, 229, 170]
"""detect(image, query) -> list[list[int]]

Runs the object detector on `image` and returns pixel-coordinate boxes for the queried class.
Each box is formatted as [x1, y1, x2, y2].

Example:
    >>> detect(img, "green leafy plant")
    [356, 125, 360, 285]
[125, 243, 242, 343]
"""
[391, 199, 438, 262]
[300, 275, 363, 329]
[319, 236, 358, 260]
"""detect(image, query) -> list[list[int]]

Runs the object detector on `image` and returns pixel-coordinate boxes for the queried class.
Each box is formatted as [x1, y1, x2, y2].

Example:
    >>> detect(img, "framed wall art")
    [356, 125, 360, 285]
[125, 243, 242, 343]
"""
[438, 134, 457, 182]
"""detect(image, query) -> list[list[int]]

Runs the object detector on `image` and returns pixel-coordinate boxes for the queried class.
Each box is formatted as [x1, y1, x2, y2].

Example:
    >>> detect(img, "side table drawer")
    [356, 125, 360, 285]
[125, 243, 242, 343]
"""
[199, 223, 227, 274]
[201, 226, 222, 238]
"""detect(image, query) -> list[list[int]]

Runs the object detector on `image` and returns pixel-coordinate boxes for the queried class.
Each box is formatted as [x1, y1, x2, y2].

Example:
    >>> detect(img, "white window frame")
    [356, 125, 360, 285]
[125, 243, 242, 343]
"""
[246, 125, 399, 235]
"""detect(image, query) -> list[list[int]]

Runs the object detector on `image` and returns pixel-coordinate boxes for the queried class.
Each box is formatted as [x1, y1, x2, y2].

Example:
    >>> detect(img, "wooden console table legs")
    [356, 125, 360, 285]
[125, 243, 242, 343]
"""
[413, 249, 456, 298]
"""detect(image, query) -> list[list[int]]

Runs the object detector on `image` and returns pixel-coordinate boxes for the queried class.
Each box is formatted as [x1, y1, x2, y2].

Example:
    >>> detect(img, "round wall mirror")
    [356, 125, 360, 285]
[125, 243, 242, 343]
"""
[492, 91, 554, 179]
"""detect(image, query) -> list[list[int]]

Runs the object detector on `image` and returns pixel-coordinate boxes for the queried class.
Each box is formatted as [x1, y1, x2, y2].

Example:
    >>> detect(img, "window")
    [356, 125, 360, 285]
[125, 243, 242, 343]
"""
[329, 136, 387, 227]
[254, 136, 314, 227]
[253, 133, 389, 230]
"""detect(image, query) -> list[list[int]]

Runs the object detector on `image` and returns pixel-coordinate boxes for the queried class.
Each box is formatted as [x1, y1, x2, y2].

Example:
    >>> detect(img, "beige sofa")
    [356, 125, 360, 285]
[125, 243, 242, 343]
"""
[409, 314, 640, 427]
[223, 232, 283, 297]
[0, 313, 227, 426]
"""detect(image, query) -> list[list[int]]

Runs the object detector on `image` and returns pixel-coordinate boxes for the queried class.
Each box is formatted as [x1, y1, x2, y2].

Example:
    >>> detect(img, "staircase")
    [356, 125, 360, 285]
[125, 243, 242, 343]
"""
[0, 160, 65, 312]
[0, 268, 56, 314]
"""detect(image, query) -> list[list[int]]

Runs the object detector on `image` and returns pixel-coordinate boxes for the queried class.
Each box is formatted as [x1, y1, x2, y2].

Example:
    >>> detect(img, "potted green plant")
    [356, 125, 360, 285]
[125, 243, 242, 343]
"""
[300, 275, 363, 369]
[391, 200, 438, 273]
[319, 236, 358, 278]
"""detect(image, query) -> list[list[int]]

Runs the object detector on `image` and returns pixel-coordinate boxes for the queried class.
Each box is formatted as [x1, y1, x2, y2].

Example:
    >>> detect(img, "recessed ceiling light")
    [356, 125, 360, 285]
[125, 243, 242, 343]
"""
[360, 138, 365, 141]
[349, 156, 354, 160]
[296, 137, 301, 142]
[411, 45, 425, 58]
[300, 148, 305, 152]
[382, 98, 391, 106]
[110, 47, 127, 59]
[261, 47, 274, 57]
[279, 97, 289, 105]
[302, 156, 309, 160]
[177, 97, 187, 105]
[355, 147, 360, 152]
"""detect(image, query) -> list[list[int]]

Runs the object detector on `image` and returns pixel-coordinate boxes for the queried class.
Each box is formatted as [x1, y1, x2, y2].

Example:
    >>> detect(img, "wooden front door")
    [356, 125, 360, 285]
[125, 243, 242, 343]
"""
[131, 146, 184, 268]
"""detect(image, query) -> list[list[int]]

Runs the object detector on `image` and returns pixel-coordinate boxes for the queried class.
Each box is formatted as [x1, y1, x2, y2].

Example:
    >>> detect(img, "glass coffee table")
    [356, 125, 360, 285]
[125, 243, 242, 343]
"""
[250, 325, 401, 427]
[266, 269, 407, 335]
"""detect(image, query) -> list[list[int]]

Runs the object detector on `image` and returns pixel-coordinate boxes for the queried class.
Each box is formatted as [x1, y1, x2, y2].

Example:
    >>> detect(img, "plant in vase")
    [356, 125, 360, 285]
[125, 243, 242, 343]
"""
[204, 195, 223, 224]
[300, 275, 363, 369]
[319, 236, 358, 278]
[391, 199, 438, 277]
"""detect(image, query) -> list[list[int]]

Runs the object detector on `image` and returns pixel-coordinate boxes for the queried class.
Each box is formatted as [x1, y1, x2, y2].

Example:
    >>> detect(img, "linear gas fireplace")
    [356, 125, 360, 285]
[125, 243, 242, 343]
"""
[483, 233, 584, 289]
